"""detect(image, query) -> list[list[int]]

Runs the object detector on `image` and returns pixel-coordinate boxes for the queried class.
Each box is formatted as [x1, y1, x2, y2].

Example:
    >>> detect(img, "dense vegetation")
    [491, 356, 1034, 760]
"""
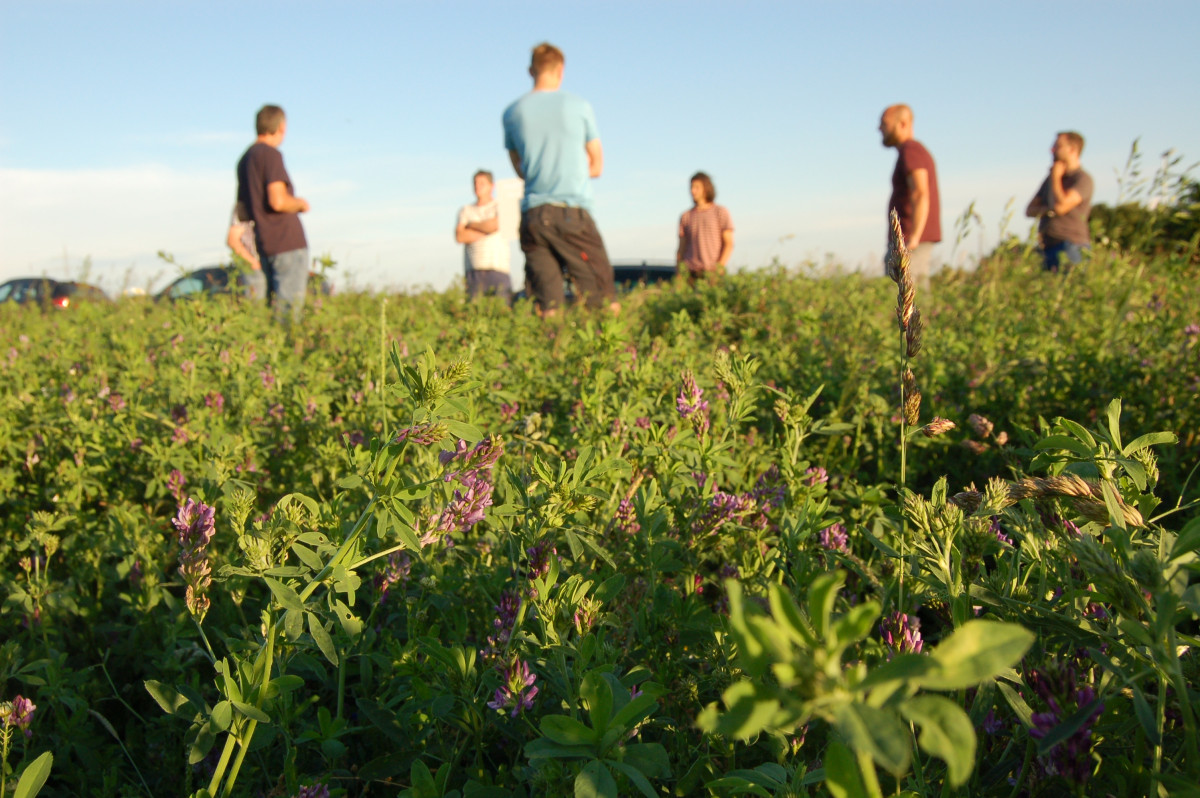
[1, 241, 1197, 797]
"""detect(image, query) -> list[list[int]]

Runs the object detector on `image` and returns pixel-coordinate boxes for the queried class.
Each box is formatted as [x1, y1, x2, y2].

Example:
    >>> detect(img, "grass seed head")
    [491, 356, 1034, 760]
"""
[920, 417, 955, 437]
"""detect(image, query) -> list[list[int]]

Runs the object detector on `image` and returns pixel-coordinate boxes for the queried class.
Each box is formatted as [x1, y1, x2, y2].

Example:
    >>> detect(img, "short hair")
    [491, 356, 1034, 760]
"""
[256, 105, 286, 136]
[474, 170, 494, 184]
[690, 172, 716, 203]
[1058, 131, 1085, 154]
[530, 43, 565, 75]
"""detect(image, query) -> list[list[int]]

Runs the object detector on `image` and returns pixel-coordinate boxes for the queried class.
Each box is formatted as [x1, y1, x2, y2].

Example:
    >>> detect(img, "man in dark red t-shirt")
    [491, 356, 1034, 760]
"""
[880, 104, 941, 286]
[236, 105, 311, 323]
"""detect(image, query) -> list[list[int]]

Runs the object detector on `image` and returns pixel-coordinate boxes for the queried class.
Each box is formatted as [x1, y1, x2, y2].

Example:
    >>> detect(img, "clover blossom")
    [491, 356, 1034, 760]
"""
[167, 469, 187, 503]
[1027, 664, 1104, 786]
[172, 498, 216, 623]
[880, 611, 923, 657]
[676, 370, 708, 419]
[805, 466, 828, 487]
[437, 471, 495, 533]
[818, 522, 850, 554]
[499, 402, 519, 422]
[292, 784, 330, 798]
[695, 490, 756, 536]
[2, 695, 36, 738]
[377, 552, 411, 605]
[487, 658, 539, 717]
[481, 590, 521, 660]
[989, 516, 1012, 546]
[526, 541, 556, 582]
[614, 497, 640, 534]
[394, 421, 445, 446]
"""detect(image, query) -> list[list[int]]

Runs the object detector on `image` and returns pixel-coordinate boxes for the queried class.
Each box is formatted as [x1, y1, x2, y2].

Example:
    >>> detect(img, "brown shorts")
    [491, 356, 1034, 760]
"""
[519, 204, 615, 310]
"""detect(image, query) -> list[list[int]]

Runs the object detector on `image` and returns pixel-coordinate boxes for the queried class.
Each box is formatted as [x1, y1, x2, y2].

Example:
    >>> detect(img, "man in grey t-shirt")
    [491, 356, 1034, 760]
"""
[1026, 131, 1094, 273]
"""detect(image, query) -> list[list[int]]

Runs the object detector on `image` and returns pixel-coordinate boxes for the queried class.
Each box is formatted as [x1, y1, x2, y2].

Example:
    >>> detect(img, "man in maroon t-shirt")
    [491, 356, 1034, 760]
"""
[880, 104, 940, 286]
[236, 105, 311, 323]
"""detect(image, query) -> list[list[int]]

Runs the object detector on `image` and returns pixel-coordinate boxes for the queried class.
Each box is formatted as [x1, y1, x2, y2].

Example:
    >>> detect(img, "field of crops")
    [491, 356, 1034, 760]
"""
[1, 241, 1198, 798]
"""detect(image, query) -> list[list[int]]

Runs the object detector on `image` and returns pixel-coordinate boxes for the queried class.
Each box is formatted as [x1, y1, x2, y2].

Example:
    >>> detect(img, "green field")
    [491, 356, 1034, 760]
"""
[1, 243, 1198, 797]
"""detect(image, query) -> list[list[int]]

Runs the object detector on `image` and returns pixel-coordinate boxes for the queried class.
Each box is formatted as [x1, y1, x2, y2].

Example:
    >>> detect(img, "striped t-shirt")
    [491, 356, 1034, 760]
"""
[679, 204, 734, 272]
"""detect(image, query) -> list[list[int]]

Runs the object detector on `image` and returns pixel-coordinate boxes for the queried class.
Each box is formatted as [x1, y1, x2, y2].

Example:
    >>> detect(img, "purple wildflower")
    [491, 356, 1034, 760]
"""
[377, 552, 411, 605]
[981, 709, 1005, 735]
[1185, 323, 1200, 337]
[205, 392, 225, 412]
[172, 426, 190, 445]
[437, 471, 495, 533]
[488, 659, 539, 717]
[880, 611, 923, 657]
[676, 370, 708, 418]
[695, 490, 756, 536]
[500, 402, 519, 422]
[394, 422, 444, 446]
[1027, 665, 1104, 786]
[181, 360, 195, 375]
[482, 590, 521, 660]
[3, 695, 36, 738]
[293, 785, 331, 798]
[172, 499, 216, 623]
[990, 516, 1012, 546]
[615, 497, 640, 534]
[171, 404, 189, 425]
[260, 368, 276, 389]
[526, 541, 556, 583]
[818, 522, 850, 554]
[635, 416, 651, 429]
[107, 393, 127, 413]
[805, 467, 829, 487]
[167, 469, 187, 503]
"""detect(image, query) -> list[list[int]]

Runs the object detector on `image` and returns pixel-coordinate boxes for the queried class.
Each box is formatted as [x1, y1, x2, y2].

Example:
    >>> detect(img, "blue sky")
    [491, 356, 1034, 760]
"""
[1, 1, 1198, 293]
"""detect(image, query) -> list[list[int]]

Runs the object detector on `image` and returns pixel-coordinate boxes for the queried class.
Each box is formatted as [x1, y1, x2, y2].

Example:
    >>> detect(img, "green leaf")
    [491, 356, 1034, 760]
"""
[580, 670, 614, 733]
[1058, 419, 1097, 448]
[697, 681, 778, 740]
[575, 760, 618, 798]
[606, 759, 659, 798]
[900, 695, 977, 787]
[13, 751, 53, 798]
[1104, 398, 1124, 452]
[144, 680, 192, 716]
[621, 742, 671, 779]
[608, 693, 658, 736]
[263, 577, 306, 612]
[525, 738, 593, 760]
[833, 702, 911, 776]
[308, 612, 339, 666]
[593, 574, 626, 603]
[232, 701, 270, 723]
[1122, 431, 1177, 456]
[1033, 435, 1095, 459]
[291, 542, 324, 572]
[921, 621, 1035, 690]
[333, 599, 364, 637]
[265, 675, 305, 699]
[540, 714, 598, 746]
[1130, 683, 1160, 745]
[211, 700, 233, 731]
[824, 740, 869, 798]
[768, 583, 817, 648]
[1101, 481, 1127, 530]
[858, 654, 936, 692]
[996, 682, 1034, 729]
[336, 474, 363, 490]
[445, 420, 482, 442]
[807, 572, 844, 641]
[833, 602, 882, 647]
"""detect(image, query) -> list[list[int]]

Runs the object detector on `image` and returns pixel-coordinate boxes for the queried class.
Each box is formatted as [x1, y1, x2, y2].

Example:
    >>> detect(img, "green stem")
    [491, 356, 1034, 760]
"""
[220, 620, 277, 797]
[857, 749, 884, 798]
[206, 733, 238, 796]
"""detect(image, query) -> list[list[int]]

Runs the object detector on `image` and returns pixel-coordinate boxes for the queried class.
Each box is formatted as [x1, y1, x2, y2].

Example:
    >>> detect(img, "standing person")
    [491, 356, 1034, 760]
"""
[227, 201, 266, 300]
[503, 43, 617, 314]
[1025, 131, 1094, 273]
[879, 104, 941, 285]
[676, 171, 734, 280]
[236, 104, 310, 323]
[455, 170, 512, 303]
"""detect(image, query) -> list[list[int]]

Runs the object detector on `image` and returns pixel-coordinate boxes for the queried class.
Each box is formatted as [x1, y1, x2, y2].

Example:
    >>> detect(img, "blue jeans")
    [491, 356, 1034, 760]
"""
[263, 248, 309, 323]
[1042, 239, 1088, 273]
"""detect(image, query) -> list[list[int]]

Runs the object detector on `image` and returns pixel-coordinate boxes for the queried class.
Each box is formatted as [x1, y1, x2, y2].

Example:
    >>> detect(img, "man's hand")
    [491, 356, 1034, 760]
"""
[268, 181, 310, 213]
[1050, 160, 1067, 180]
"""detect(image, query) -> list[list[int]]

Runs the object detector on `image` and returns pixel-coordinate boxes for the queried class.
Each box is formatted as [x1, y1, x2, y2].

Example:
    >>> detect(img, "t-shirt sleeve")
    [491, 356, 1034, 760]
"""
[900, 143, 933, 176]
[678, 213, 687, 238]
[581, 100, 600, 143]
[1075, 172, 1094, 203]
[719, 206, 734, 232]
[503, 107, 516, 151]
[457, 206, 469, 227]
[261, 148, 290, 186]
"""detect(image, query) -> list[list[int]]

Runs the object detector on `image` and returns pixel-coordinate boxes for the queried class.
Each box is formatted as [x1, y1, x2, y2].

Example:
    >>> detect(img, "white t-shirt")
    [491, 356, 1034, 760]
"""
[458, 201, 510, 273]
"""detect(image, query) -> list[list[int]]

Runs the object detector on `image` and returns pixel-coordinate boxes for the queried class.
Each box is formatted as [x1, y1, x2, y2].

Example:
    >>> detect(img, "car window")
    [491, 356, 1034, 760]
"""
[168, 277, 206, 298]
[0, 283, 12, 302]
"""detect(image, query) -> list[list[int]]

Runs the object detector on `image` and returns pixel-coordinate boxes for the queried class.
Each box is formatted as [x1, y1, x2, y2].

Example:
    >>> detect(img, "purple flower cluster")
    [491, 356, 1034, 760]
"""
[167, 469, 187, 503]
[436, 438, 504, 535]
[880, 611, 923, 657]
[1027, 664, 1104, 786]
[394, 422, 444, 446]
[499, 402, 519, 422]
[3, 695, 36, 738]
[818, 522, 850, 554]
[172, 498, 216, 623]
[614, 497, 640, 534]
[695, 490, 757, 536]
[292, 784, 330, 798]
[205, 391, 225, 412]
[377, 552, 411, 605]
[676, 371, 710, 437]
[805, 466, 829, 487]
[488, 658, 539, 717]
[989, 516, 1012, 546]
[526, 541, 556, 583]
[481, 590, 521, 660]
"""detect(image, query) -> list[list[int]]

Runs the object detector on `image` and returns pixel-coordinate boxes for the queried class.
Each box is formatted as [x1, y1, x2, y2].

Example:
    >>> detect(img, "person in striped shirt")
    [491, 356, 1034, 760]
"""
[677, 172, 734, 280]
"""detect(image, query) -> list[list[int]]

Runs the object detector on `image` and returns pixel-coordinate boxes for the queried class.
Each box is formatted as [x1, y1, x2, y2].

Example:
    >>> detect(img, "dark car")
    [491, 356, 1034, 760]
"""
[157, 266, 333, 301]
[50, 281, 111, 307]
[0, 277, 108, 307]
[513, 260, 677, 304]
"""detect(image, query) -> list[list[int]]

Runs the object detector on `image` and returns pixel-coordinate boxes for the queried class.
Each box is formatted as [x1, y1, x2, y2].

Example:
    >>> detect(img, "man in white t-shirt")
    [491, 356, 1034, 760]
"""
[455, 170, 512, 302]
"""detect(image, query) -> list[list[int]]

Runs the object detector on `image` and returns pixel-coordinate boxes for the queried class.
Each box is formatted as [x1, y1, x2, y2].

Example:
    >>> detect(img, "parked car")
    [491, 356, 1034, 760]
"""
[513, 260, 677, 304]
[157, 266, 333, 302]
[0, 277, 108, 307]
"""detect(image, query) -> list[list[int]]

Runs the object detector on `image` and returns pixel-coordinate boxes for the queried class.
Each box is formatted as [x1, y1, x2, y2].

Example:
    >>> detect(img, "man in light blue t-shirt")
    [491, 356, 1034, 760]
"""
[503, 42, 616, 313]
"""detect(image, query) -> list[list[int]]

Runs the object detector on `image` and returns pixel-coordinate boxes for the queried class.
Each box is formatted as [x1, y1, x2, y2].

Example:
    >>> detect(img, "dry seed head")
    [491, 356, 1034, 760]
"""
[904, 390, 922, 426]
[921, 417, 956, 437]
[897, 272, 916, 331]
[905, 308, 924, 357]
[967, 413, 994, 439]
[949, 474, 1145, 527]
[886, 209, 909, 283]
